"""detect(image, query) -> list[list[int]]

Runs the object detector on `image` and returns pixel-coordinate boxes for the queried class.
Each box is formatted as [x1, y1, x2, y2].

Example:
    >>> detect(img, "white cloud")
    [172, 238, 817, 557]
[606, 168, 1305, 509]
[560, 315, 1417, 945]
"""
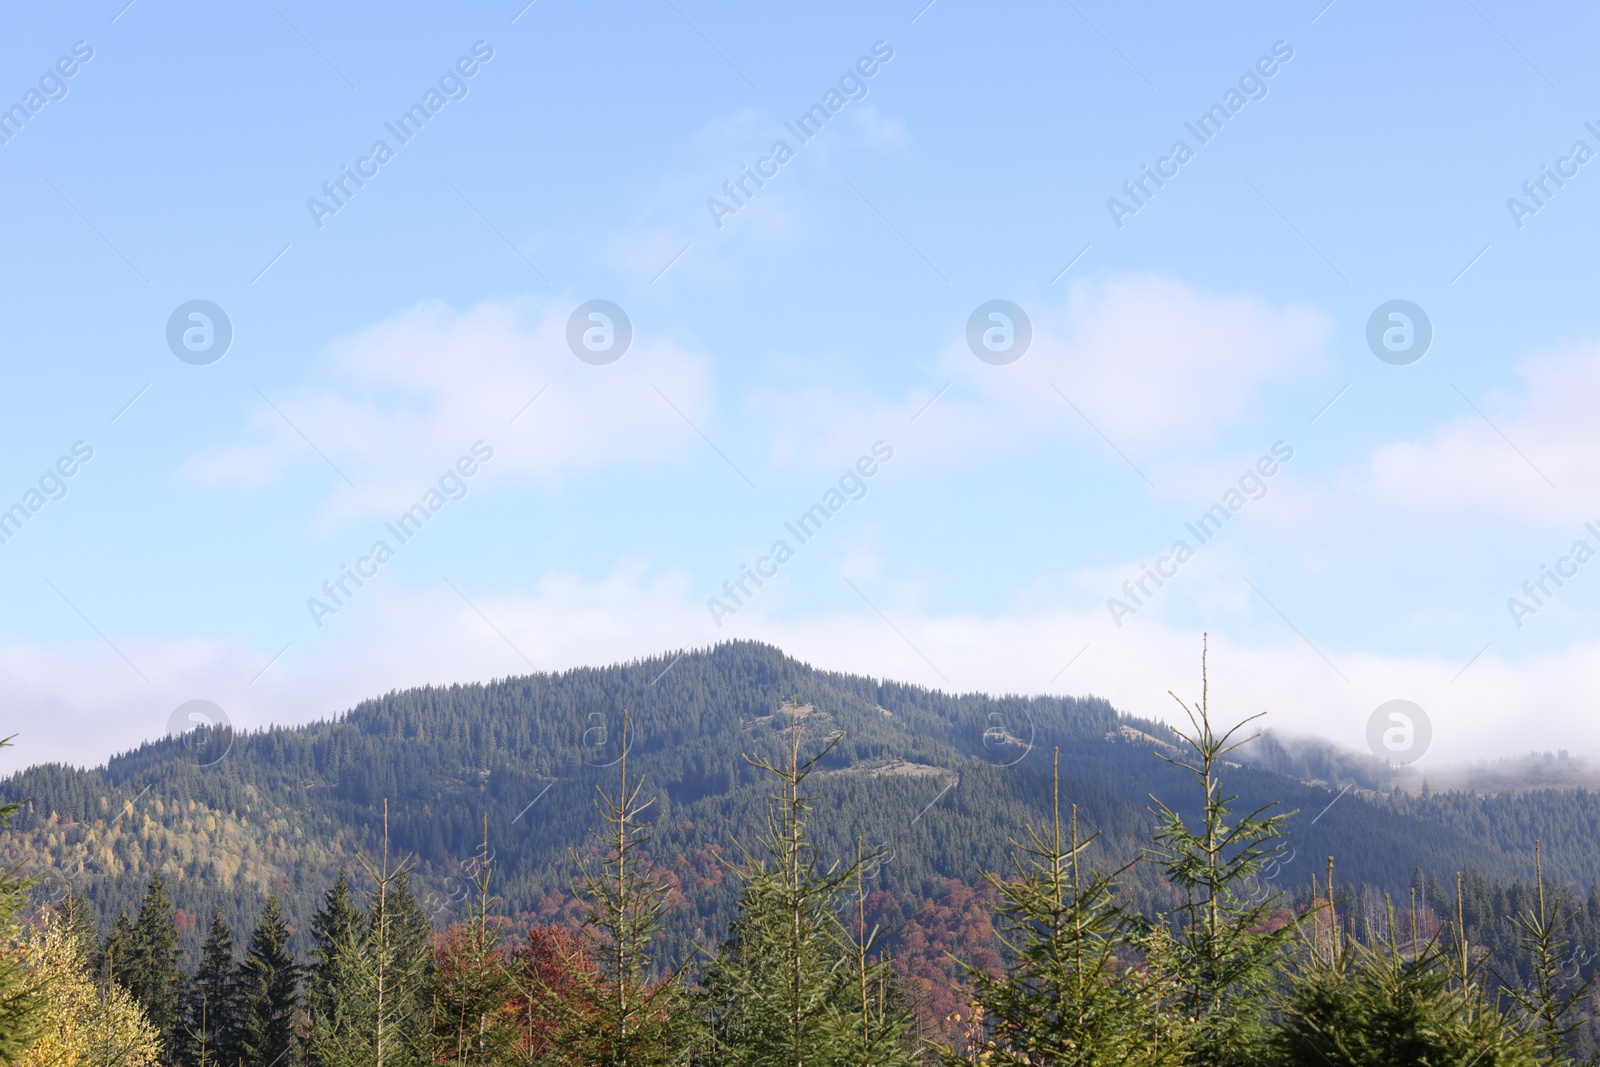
[840, 103, 909, 150]
[188, 298, 714, 527]
[1045, 275, 1327, 451]
[751, 273, 1330, 473]
[598, 96, 914, 284]
[1363, 344, 1600, 524]
[3, 558, 1588, 776]
[1248, 343, 1600, 563]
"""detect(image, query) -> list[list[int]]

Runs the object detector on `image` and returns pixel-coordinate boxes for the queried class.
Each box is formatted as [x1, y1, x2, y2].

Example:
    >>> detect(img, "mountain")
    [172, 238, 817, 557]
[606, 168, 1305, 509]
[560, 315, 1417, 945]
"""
[4, 640, 1598, 962]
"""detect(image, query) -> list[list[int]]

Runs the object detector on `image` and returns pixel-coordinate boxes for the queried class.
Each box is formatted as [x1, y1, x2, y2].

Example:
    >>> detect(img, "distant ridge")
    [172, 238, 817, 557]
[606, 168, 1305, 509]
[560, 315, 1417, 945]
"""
[4, 640, 1597, 960]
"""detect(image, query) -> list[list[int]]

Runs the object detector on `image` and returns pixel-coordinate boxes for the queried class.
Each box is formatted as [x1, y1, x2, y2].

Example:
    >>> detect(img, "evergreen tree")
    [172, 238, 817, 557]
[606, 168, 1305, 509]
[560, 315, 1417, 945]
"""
[825, 838, 918, 1067]
[127, 873, 185, 1056]
[55, 888, 99, 957]
[1266, 871, 1539, 1066]
[385, 871, 434, 1043]
[430, 818, 516, 1067]
[1145, 638, 1300, 1067]
[179, 909, 239, 1067]
[952, 750, 1186, 1066]
[98, 912, 138, 992]
[237, 896, 298, 1067]
[307, 803, 432, 1067]
[1503, 842, 1595, 1062]
[565, 711, 698, 1066]
[0, 737, 45, 1065]
[306, 871, 360, 1067]
[705, 715, 862, 1066]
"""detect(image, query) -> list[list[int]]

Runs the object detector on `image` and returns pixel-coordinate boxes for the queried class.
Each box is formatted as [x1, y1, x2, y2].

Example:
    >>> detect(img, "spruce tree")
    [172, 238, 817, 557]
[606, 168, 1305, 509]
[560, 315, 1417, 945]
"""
[57, 888, 99, 956]
[306, 870, 361, 1067]
[952, 750, 1186, 1065]
[180, 909, 239, 1067]
[237, 895, 298, 1067]
[705, 715, 861, 1066]
[385, 871, 435, 1043]
[431, 818, 516, 1067]
[1504, 842, 1595, 1062]
[1266, 868, 1539, 1066]
[825, 838, 918, 1067]
[307, 802, 432, 1067]
[98, 912, 138, 992]
[1145, 638, 1299, 1067]
[127, 873, 185, 1056]
[566, 711, 697, 1066]
[0, 736, 45, 1065]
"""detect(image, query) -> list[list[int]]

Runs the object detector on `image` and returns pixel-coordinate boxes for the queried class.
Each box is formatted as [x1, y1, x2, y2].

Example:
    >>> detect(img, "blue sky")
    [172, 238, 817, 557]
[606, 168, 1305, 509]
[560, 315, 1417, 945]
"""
[4, 0, 1600, 772]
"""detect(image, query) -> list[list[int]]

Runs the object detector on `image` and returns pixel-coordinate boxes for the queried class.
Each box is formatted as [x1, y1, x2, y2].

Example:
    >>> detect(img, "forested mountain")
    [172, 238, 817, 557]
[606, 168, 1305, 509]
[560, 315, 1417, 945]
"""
[2, 640, 1597, 966]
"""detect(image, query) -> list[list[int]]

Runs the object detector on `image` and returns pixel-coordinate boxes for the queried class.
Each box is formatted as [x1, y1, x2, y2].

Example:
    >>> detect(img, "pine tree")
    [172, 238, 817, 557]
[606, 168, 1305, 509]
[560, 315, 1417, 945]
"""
[824, 838, 918, 1067]
[0, 736, 45, 1065]
[236, 896, 298, 1067]
[705, 714, 861, 1066]
[56, 888, 99, 958]
[98, 912, 138, 993]
[1266, 866, 1539, 1066]
[1504, 842, 1595, 1062]
[430, 817, 516, 1067]
[566, 711, 698, 1066]
[306, 871, 361, 1067]
[179, 909, 239, 1067]
[127, 873, 184, 1056]
[1145, 637, 1300, 1067]
[307, 802, 432, 1067]
[952, 750, 1186, 1065]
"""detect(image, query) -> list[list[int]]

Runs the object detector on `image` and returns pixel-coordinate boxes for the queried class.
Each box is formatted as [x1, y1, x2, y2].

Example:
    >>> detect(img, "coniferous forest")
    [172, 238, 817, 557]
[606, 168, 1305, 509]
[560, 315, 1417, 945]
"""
[6, 640, 1600, 1063]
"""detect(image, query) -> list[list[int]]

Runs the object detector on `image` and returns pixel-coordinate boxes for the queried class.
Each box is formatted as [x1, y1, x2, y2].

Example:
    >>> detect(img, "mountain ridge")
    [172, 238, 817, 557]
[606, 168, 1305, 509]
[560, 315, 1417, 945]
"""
[4, 640, 1598, 964]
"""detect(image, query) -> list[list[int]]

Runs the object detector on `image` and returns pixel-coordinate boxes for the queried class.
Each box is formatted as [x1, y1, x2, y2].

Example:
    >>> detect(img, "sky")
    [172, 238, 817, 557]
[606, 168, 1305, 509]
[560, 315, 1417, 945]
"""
[3, 0, 1599, 774]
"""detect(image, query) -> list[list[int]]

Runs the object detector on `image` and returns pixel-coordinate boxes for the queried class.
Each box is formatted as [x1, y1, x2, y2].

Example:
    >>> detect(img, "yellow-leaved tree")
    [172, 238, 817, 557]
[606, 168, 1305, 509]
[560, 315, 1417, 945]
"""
[18, 915, 160, 1067]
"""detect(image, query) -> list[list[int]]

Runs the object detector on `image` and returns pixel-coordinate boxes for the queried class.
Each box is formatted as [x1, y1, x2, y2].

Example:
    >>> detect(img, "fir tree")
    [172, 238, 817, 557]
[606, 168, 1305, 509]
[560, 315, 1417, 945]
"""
[98, 912, 138, 992]
[306, 870, 360, 1067]
[127, 873, 184, 1056]
[307, 802, 432, 1067]
[0, 736, 45, 1065]
[236, 896, 298, 1067]
[384, 870, 435, 1043]
[705, 714, 862, 1066]
[56, 888, 100, 958]
[1503, 842, 1595, 1062]
[1266, 867, 1539, 1066]
[179, 909, 239, 1067]
[1145, 637, 1300, 1067]
[430, 817, 516, 1067]
[825, 838, 918, 1067]
[952, 750, 1186, 1065]
[566, 711, 698, 1066]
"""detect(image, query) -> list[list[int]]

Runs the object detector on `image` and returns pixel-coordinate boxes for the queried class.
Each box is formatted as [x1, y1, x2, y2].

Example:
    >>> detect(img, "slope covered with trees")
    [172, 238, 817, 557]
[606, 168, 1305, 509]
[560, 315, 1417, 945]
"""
[1, 641, 1596, 966]
[7, 653, 1600, 1065]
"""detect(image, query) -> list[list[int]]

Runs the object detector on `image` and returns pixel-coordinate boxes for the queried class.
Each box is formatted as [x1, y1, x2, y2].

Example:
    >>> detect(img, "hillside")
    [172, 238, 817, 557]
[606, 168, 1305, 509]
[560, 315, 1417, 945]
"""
[3, 641, 1597, 961]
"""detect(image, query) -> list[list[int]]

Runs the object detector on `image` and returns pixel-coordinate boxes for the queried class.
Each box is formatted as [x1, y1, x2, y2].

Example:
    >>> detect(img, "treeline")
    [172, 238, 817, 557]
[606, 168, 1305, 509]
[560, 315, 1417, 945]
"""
[18, 638, 1595, 966]
[9, 657, 1600, 1065]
